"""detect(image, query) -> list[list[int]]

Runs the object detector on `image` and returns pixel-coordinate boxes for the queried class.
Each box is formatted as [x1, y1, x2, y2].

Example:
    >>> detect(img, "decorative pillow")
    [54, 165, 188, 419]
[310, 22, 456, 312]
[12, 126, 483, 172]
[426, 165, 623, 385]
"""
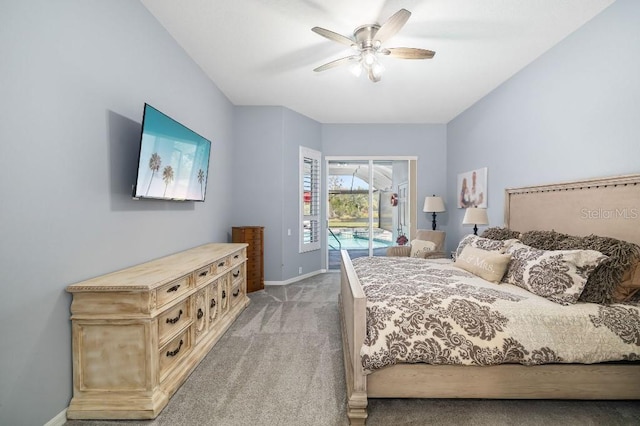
[455, 234, 519, 260]
[454, 245, 512, 283]
[613, 261, 640, 302]
[502, 242, 608, 305]
[480, 227, 522, 241]
[519, 230, 570, 251]
[409, 240, 437, 258]
[554, 234, 640, 305]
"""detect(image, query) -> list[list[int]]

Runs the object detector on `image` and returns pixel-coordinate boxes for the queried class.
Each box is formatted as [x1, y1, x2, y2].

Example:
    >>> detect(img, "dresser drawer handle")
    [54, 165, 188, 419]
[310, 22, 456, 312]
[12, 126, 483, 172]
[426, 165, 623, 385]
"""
[234, 254, 239, 259]
[166, 309, 183, 324]
[233, 289, 240, 297]
[218, 261, 225, 267]
[222, 290, 226, 299]
[198, 270, 208, 278]
[210, 298, 216, 309]
[197, 308, 204, 320]
[166, 340, 183, 357]
[233, 271, 240, 278]
[167, 284, 180, 293]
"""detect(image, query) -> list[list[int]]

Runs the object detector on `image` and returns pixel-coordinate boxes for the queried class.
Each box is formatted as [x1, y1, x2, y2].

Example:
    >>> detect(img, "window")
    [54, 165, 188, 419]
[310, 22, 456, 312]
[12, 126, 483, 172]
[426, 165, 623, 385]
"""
[300, 146, 321, 252]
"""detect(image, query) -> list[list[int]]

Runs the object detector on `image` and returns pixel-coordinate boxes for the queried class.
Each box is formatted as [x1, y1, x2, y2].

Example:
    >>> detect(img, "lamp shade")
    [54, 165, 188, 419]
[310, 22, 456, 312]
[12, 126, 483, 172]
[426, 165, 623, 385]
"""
[462, 207, 489, 225]
[423, 196, 445, 213]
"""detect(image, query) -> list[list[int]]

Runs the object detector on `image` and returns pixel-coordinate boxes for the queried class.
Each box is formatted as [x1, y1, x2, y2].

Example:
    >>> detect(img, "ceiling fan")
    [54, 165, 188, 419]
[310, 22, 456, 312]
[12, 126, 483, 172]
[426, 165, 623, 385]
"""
[312, 9, 435, 83]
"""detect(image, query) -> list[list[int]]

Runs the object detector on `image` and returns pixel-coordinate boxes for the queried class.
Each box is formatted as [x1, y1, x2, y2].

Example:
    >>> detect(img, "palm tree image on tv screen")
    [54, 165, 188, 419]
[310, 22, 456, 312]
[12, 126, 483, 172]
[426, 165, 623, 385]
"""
[134, 104, 211, 201]
[146, 152, 161, 196]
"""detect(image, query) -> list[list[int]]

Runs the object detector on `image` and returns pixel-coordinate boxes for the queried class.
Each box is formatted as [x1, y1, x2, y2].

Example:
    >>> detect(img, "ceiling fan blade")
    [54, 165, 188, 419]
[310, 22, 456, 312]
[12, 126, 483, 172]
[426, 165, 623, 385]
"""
[373, 9, 411, 44]
[383, 47, 436, 59]
[313, 55, 360, 72]
[311, 27, 355, 47]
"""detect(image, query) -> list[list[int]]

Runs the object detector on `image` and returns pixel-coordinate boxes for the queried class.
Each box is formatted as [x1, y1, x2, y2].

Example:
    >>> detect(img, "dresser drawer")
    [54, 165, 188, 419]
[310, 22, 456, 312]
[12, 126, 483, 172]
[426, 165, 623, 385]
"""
[229, 249, 245, 266]
[159, 327, 192, 382]
[194, 264, 213, 286]
[230, 282, 244, 309]
[230, 266, 244, 286]
[158, 299, 191, 346]
[156, 275, 191, 308]
[246, 270, 262, 281]
[212, 257, 229, 275]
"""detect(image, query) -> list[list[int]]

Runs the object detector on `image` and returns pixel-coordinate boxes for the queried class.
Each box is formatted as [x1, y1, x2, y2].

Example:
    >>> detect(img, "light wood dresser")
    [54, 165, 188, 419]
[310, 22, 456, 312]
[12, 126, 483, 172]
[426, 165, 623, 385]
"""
[66, 243, 249, 419]
[232, 226, 264, 293]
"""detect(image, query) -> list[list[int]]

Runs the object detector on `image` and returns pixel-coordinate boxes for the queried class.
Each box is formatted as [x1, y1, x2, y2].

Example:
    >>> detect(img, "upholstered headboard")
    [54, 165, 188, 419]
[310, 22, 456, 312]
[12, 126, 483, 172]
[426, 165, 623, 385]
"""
[504, 174, 640, 246]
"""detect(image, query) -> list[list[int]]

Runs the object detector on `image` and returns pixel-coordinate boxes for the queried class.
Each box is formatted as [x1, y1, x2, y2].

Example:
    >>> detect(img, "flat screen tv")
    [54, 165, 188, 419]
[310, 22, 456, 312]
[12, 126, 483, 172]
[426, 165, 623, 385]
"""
[133, 103, 211, 202]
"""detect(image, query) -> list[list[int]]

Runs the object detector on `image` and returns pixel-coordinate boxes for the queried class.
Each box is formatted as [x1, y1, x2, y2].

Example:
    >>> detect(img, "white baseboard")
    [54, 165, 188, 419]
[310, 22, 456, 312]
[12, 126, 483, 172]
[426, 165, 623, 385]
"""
[44, 409, 67, 426]
[265, 269, 325, 286]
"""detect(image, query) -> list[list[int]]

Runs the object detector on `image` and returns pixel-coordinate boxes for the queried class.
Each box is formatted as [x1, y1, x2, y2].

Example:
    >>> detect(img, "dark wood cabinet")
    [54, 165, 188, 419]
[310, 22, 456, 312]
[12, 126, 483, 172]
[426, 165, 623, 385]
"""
[232, 226, 264, 293]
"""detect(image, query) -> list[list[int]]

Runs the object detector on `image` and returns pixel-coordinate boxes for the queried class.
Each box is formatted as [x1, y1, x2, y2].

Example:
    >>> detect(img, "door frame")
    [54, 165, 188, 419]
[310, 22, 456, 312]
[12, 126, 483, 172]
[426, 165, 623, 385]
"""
[325, 156, 417, 270]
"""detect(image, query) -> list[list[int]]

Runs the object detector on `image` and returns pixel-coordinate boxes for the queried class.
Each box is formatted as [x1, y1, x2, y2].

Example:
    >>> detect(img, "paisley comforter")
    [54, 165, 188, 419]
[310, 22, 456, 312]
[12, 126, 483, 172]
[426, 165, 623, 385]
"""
[352, 256, 640, 373]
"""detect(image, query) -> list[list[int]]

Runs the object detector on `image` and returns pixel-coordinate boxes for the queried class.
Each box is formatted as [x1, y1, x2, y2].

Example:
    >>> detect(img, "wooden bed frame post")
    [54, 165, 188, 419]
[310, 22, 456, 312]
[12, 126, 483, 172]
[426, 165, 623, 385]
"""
[340, 250, 368, 425]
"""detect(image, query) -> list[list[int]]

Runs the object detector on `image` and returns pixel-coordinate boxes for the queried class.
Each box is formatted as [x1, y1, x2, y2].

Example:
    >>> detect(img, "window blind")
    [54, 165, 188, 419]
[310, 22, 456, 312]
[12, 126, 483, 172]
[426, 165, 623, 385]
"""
[300, 147, 321, 252]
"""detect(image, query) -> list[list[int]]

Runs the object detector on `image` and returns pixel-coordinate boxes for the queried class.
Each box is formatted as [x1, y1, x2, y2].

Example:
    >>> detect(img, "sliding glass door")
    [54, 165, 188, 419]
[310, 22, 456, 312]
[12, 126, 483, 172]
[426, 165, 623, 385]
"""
[326, 158, 415, 270]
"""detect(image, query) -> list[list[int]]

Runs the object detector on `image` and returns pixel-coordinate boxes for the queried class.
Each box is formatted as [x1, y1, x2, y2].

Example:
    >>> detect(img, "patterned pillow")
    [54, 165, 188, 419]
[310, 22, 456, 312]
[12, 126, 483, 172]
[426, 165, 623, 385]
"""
[613, 261, 640, 302]
[502, 242, 608, 305]
[454, 245, 512, 283]
[455, 234, 519, 260]
[480, 227, 522, 241]
[410, 239, 437, 258]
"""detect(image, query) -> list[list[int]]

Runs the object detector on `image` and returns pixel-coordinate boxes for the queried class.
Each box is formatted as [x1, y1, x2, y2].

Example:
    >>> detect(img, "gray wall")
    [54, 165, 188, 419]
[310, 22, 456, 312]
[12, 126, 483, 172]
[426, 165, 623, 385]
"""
[232, 107, 285, 281]
[283, 109, 323, 278]
[232, 106, 322, 281]
[321, 124, 448, 237]
[0, 1, 235, 425]
[446, 0, 640, 252]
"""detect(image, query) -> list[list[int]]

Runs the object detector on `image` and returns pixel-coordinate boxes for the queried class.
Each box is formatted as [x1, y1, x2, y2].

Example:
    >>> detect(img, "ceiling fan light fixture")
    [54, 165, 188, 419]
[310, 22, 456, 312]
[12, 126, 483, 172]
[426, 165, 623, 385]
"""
[363, 50, 376, 66]
[369, 61, 384, 82]
[367, 67, 382, 83]
[349, 62, 363, 77]
[371, 61, 384, 76]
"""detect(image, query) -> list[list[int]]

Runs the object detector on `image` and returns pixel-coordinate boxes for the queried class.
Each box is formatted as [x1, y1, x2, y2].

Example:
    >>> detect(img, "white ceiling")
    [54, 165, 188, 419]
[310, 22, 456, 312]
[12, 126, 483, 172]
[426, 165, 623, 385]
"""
[140, 0, 615, 124]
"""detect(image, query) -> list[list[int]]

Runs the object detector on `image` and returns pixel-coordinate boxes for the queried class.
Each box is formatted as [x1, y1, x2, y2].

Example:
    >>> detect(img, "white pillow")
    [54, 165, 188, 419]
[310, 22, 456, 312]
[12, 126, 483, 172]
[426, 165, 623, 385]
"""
[410, 240, 437, 258]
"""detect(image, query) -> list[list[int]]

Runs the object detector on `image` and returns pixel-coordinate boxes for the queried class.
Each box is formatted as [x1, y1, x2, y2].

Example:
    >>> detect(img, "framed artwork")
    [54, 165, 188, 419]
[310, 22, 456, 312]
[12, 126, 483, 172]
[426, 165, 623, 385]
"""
[457, 167, 487, 208]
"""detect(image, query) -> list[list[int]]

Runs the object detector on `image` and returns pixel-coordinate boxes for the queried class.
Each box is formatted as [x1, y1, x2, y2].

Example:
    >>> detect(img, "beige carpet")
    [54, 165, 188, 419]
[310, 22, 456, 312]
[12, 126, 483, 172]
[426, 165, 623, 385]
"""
[66, 273, 640, 426]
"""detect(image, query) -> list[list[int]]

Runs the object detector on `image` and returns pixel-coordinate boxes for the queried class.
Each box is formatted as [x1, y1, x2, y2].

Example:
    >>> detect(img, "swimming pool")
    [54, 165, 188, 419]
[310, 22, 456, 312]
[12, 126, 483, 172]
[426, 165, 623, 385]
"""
[328, 232, 392, 250]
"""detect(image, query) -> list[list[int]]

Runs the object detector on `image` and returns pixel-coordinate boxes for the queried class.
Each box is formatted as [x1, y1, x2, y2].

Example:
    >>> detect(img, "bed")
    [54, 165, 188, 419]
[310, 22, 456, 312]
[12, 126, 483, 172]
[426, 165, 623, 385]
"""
[339, 174, 640, 425]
